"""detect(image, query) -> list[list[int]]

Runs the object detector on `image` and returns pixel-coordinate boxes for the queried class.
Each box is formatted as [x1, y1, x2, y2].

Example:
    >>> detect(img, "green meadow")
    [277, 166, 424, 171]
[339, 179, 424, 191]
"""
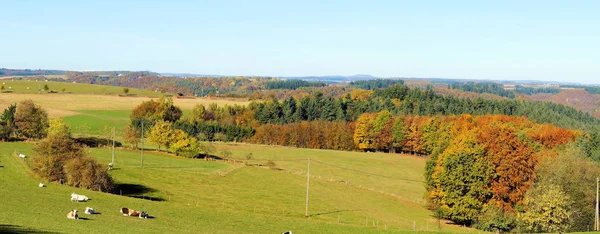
[0, 141, 473, 233]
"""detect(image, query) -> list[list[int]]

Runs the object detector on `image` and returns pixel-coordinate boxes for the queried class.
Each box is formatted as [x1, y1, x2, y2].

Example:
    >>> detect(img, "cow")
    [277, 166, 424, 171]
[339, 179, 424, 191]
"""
[120, 208, 149, 218]
[18, 154, 26, 159]
[71, 193, 89, 202]
[84, 207, 95, 215]
[67, 210, 79, 220]
[38, 183, 45, 188]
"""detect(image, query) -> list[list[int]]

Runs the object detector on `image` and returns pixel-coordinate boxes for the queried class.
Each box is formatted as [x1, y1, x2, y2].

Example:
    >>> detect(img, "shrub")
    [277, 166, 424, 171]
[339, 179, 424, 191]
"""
[31, 135, 114, 192]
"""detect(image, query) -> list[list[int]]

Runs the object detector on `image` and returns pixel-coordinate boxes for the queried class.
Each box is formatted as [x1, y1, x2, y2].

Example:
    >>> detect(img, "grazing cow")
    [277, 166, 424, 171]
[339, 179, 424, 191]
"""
[282, 232, 292, 234]
[18, 154, 26, 159]
[38, 183, 45, 188]
[121, 208, 148, 218]
[85, 207, 95, 215]
[71, 193, 89, 202]
[67, 210, 79, 220]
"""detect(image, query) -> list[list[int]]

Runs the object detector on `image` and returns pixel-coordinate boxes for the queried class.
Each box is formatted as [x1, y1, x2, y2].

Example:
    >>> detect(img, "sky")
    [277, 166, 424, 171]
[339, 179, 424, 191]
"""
[1, 0, 599, 84]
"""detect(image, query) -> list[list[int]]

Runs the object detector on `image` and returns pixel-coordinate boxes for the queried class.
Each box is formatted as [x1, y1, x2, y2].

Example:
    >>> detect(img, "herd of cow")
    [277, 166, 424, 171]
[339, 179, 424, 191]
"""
[67, 192, 149, 220]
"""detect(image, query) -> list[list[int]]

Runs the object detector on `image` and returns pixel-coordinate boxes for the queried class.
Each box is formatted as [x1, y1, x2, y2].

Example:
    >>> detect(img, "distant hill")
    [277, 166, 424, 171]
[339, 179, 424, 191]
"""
[0, 68, 66, 77]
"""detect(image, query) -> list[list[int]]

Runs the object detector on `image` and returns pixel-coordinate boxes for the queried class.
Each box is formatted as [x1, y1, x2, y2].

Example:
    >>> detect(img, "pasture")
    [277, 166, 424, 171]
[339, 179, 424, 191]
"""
[0, 80, 156, 95]
[0, 141, 473, 233]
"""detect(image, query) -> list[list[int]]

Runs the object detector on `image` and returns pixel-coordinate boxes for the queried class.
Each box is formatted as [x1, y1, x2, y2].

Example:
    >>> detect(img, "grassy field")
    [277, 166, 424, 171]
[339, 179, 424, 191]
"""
[0, 141, 474, 233]
[0, 80, 156, 95]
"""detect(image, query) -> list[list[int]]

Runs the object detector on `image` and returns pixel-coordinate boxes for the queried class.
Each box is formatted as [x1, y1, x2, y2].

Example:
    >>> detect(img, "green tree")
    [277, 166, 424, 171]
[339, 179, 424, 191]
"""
[518, 183, 572, 233]
[434, 131, 492, 225]
[123, 87, 130, 94]
[0, 104, 16, 141]
[14, 100, 49, 139]
[391, 116, 406, 151]
[43, 84, 49, 91]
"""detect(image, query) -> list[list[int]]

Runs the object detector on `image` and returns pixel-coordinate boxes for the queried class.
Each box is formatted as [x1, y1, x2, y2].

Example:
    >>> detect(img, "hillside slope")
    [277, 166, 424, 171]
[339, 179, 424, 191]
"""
[0, 142, 468, 233]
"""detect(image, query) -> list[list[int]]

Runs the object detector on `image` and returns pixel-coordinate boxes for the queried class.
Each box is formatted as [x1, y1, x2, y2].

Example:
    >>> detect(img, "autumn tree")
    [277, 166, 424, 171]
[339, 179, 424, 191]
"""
[478, 123, 537, 211]
[518, 183, 572, 233]
[122, 125, 140, 149]
[47, 119, 71, 139]
[354, 113, 377, 151]
[148, 120, 176, 150]
[532, 146, 600, 231]
[130, 96, 182, 131]
[14, 100, 49, 139]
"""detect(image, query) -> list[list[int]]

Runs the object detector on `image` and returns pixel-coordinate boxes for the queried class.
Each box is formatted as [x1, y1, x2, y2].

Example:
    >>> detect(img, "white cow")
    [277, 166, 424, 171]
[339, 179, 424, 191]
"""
[71, 193, 89, 202]
[67, 210, 79, 219]
[38, 183, 45, 188]
[18, 154, 26, 159]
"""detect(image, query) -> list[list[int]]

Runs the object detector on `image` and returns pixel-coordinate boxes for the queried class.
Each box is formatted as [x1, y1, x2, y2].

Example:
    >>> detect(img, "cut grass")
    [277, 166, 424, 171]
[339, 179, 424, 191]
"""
[0, 141, 471, 233]
[0, 93, 250, 118]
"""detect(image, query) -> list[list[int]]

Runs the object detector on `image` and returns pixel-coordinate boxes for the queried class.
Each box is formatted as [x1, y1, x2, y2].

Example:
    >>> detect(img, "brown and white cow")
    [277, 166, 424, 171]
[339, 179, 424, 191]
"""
[120, 208, 148, 218]
[67, 210, 79, 220]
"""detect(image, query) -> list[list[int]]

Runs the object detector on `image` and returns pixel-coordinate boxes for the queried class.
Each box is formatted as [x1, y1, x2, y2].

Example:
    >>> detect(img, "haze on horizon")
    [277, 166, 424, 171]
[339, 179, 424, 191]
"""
[1, 0, 599, 84]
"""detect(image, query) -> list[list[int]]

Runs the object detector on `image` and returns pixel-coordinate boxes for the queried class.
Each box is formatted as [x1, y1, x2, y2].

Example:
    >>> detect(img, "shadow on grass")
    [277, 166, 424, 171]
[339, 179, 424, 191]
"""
[309, 209, 360, 217]
[75, 137, 123, 148]
[114, 183, 165, 201]
[0, 224, 60, 234]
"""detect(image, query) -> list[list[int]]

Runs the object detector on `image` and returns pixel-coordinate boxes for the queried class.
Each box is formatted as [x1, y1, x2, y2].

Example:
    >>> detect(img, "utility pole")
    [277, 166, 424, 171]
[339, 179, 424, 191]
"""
[305, 158, 310, 218]
[141, 121, 144, 168]
[111, 127, 115, 166]
[595, 177, 599, 231]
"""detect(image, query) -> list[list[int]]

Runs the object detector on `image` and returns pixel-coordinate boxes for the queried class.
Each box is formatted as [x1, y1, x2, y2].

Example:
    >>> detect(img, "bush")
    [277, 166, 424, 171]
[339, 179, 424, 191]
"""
[31, 135, 114, 192]
[63, 156, 114, 192]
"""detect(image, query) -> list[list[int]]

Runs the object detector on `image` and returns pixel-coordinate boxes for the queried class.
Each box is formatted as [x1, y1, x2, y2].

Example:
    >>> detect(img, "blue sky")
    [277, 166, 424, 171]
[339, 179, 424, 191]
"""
[1, 0, 599, 83]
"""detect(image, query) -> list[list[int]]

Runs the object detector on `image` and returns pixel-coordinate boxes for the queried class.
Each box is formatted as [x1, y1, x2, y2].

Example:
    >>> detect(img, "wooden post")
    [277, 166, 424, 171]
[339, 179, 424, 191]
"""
[305, 158, 310, 218]
[141, 121, 144, 168]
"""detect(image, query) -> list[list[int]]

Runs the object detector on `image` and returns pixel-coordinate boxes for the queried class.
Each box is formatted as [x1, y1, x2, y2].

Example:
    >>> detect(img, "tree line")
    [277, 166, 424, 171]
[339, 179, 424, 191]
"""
[253, 84, 599, 131]
[449, 82, 515, 98]
[514, 85, 561, 95]
[349, 79, 405, 90]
